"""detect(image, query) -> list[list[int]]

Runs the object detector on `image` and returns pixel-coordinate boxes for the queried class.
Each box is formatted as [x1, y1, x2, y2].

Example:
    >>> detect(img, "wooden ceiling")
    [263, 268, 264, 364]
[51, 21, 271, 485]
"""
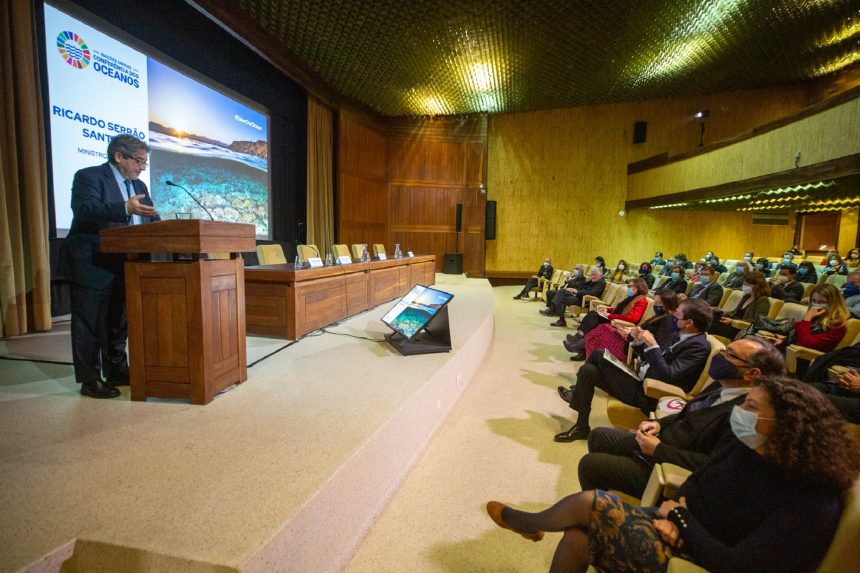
[194, 0, 860, 117]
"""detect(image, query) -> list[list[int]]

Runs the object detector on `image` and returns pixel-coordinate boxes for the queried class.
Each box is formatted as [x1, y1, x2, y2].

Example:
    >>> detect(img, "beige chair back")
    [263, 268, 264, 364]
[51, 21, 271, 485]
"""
[332, 244, 351, 259]
[653, 275, 669, 290]
[373, 244, 386, 258]
[689, 335, 726, 396]
[837, 319, 860, 349]
[653, 264, 665, 275]
[803, 282, 817, 299]
[351, 243, 366, 259]
[826, 274, 848, 287]
[817, 478, 860, 573]
[638, 297, 656, 324]
[775, 302, 808, 322]
[256, 244, 287, 265]
[297, 244, 320, 264]
[721, 289, 744, 313]
[207, 252, 230, 260]
[766, 297, 785, 319]
[603, 282, 628, 308]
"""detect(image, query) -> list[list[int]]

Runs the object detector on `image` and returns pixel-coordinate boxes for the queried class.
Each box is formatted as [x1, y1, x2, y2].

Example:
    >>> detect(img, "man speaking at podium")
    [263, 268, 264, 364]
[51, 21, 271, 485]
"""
[60, 134, 160, 398]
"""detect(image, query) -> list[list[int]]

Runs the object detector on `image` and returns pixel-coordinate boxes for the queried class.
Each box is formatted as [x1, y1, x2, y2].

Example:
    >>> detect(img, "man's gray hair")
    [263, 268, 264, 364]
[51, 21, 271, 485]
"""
[107, 134, 150, 164]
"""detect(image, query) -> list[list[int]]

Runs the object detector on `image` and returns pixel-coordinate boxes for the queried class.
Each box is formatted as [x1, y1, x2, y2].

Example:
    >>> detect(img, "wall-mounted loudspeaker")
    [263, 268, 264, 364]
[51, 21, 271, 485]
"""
[455, 203, 463, 232]
[633, 121, 647, 144]
[485, 200, 497, 240]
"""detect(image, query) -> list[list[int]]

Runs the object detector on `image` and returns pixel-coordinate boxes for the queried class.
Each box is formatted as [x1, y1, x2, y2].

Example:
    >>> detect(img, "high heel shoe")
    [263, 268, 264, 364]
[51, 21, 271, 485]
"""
[486, 501, 544, 542]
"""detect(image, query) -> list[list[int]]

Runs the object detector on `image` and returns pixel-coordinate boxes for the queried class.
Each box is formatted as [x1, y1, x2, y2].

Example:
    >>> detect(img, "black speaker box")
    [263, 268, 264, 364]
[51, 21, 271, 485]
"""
[485, 200, 496, 240]
[443, 253, 463, 274]
[633, 121, 647, 144]
[455, 203, 463, 232]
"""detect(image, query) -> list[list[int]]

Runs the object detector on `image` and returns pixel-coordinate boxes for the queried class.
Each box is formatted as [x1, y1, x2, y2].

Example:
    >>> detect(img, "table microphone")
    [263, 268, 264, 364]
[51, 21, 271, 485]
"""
[165, 180, 215, 220]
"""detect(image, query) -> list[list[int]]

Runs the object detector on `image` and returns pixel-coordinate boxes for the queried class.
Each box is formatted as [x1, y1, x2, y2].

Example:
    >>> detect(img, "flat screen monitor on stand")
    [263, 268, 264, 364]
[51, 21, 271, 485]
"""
[381, 285, 454, 356]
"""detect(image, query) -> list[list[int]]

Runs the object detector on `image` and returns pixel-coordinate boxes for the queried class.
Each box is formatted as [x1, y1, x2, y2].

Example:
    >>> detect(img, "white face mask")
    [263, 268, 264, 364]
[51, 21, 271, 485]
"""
[742, 284, 752, 294]
[730, 406, 775, 450]
[618, 264, 626, 270]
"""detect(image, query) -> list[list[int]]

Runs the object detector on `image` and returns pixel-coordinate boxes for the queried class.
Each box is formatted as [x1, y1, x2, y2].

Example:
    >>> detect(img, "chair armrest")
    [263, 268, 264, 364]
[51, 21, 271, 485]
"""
[644, 378, 687, 400]
[786, 344, 825, 374]
[731, 319, 751, 330]
[589, 300, 609, 311]
[639, 464, 667, 507]
[829, 365, 849, 380]
[611, 319, 635, 328]
[582, 295, 601, 306]
[660, 463, 692, 500]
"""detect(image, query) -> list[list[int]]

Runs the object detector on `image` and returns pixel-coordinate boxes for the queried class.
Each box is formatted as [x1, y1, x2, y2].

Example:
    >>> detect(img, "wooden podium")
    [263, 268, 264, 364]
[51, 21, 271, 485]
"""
[100, 220, 256, 405]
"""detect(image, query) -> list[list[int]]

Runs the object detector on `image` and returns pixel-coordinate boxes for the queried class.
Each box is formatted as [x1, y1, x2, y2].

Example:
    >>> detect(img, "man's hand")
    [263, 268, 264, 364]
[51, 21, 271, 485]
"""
[837, 370, 860, 393]
[638, 420, 660, 435]
[635, 428, 661, 456]
[653, 519, 684, 549]
[614, 325, 632, 339]
[676, 293, 687, 301]
[637, 329, 657, 347]
[720, 316, 733, 325]
[127, 194, 158, 217]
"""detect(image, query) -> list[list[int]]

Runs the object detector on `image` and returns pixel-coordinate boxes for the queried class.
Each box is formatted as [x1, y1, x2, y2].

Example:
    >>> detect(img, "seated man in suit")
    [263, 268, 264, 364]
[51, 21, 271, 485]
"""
[769, 263, 804, 303]
[513, 257, 554, 300]
[578, 336, 785, 497]
[540, 267, 606, 327]
[555, 298, 712, 442]
[543, 265, 586, 311]
[684, 264, 723, 307]
[59, 134, 160, 399]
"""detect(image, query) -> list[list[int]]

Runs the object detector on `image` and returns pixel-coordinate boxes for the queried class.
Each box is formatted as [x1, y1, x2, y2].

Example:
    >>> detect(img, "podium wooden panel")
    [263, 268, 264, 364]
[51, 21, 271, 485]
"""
[100, 220, 256, 405]
[245, 255, 436, 339]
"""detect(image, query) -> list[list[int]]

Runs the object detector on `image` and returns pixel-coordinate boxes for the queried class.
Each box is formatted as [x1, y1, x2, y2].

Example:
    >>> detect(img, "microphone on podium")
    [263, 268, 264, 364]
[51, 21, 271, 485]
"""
[165, 180, 215, 221]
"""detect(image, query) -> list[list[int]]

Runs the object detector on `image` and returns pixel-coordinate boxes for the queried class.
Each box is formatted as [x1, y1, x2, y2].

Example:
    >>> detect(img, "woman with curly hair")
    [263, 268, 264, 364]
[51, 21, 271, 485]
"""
[486, 376, 858, 573]
[608, 259, 630, 283]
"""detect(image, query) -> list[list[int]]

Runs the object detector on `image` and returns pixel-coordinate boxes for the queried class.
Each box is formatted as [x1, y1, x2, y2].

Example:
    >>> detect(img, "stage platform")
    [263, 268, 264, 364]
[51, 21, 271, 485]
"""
[0, 274, 494, 573]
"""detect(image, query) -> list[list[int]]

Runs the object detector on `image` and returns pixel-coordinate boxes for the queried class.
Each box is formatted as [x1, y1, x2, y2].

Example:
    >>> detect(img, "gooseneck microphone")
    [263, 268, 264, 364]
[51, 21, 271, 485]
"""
[165, 180, 215, 221]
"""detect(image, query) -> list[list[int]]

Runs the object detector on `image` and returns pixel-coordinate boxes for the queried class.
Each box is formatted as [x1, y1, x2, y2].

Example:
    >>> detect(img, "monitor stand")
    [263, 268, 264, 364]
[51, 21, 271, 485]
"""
[385, 305, 452, 356]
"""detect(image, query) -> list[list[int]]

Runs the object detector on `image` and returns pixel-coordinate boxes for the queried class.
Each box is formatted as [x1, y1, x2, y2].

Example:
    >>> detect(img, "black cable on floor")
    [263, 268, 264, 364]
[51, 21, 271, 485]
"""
[321, 328, 386, 342]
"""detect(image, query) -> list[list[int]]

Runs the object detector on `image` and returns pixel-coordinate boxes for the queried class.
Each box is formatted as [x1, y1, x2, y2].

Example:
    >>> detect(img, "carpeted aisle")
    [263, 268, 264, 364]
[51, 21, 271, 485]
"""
[344, 286, 612, 572]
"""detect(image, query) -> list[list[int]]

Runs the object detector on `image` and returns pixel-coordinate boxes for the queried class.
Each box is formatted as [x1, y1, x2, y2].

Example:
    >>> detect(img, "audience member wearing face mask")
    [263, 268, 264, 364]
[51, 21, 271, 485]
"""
[582, 289, 679, 363]
[842, 271, 860, 318]
[822, 254, 849, 276]
[543, 264, 587, 311]
[638, 262, 656, 289]
[723, 260, 749, 290]
[753, 257, 772, 278]
[663, 265, 688, 294]
[608, 259, 630, 283]
[487, 377, 857, 573]
[769, 284, 849, 355]
[768, 263, 804, 303]
[564, 278, 649, 361]
[846, 248, 860, 269]
[514, 257, 555, 300]
[650, 252, 667, 267]
[796, 261, 818, 284]
[709, 271, 771, 339]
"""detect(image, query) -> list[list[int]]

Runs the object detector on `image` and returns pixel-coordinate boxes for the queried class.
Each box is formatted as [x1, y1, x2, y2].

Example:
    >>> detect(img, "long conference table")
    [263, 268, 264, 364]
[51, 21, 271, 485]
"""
[244, 255, 436, 339]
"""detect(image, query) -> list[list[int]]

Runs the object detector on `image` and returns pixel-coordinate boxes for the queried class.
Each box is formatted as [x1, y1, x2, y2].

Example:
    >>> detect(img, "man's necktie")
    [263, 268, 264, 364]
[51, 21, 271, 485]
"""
[124, 179, 140, 225]
[688, 389, 721, 412]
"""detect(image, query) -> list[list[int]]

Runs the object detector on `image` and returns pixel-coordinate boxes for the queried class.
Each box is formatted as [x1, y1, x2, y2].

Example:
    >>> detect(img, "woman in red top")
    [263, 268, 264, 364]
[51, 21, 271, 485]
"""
[792, 284, 849, 351]
[564, 278, 648, 361]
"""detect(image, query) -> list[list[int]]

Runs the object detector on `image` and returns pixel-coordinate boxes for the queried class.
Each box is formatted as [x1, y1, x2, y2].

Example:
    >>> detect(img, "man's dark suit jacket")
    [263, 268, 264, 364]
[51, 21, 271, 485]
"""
[663, 277, 688, 294]
[689, 282, 724, 307]
[577, 278, 606, 301]
[634, 331, 710, 393]
[771, 280, 805, 303]
[59, 162, 159, 289]
[536, 264, 554, 280]
[652, 383, 744, 470]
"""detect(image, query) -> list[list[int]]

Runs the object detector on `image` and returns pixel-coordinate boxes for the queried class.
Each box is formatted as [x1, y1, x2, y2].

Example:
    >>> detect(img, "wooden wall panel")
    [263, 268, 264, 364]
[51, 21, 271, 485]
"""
[628, 97, 860, 201]
[485, 83, 846, 274]
[838, 208, 859, 253]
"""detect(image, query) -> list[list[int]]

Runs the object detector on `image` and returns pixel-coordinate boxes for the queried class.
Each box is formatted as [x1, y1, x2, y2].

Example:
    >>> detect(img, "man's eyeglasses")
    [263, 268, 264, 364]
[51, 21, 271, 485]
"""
[719, 348, 756, 368]
[122, 153, 149, 168]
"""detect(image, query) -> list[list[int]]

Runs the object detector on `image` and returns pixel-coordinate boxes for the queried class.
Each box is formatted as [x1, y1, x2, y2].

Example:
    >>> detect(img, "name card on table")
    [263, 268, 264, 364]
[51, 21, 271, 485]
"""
[407, 251, 414, 257]
[337, 255, 353, 265]
[377, 253, 387, 260]
[308, 257, 324, 268]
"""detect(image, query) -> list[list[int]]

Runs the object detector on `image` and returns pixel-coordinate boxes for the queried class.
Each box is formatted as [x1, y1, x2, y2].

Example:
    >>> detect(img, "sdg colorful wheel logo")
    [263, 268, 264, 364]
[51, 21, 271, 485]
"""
[56, 31, 90, 69]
